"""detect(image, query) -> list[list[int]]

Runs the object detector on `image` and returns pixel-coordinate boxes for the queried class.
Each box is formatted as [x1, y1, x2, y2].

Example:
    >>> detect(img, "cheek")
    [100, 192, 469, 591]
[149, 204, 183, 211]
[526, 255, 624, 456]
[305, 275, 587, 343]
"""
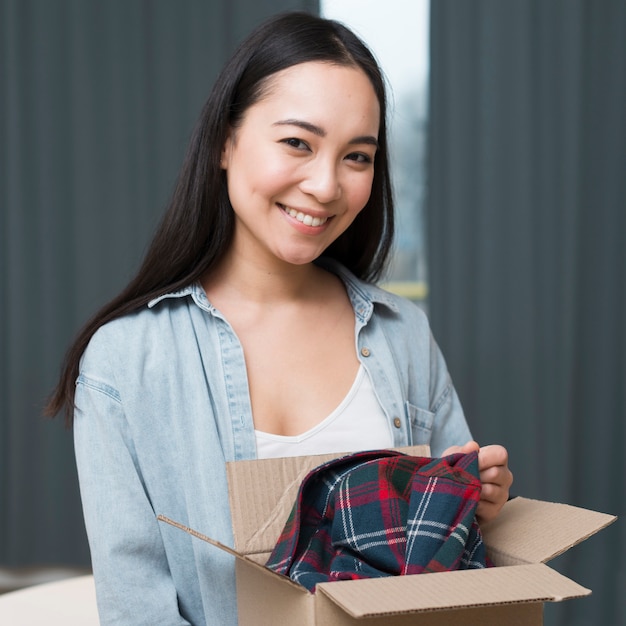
[345, 172, 375, 214]
[229, 149, 297, 197]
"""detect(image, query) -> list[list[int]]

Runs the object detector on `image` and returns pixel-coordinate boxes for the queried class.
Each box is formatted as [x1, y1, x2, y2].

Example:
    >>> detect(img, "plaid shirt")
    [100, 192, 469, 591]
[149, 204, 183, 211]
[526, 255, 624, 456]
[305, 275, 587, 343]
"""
[266, 450, 491, 592]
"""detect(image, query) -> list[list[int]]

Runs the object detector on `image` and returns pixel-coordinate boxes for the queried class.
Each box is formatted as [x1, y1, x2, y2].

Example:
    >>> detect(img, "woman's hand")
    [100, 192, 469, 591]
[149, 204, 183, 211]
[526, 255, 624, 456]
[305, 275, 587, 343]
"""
[441, 440, 513, 524]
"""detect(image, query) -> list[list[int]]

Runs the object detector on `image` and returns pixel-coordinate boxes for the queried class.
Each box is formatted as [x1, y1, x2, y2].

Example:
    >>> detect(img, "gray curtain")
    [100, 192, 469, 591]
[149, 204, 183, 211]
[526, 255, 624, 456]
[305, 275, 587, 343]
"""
[428, 1, 625, 625]
[0, 0, 318, 568]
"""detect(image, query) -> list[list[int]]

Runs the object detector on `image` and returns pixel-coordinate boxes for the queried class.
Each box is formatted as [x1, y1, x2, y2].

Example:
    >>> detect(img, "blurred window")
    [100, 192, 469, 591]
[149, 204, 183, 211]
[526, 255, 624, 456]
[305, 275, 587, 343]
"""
[321, 0, 430, 305]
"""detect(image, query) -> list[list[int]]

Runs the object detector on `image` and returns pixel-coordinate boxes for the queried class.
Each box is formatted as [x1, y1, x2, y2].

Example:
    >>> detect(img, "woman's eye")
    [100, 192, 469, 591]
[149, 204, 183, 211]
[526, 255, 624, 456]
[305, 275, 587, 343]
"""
[346, 152, 373, 164]
[282, 138, 309, 150]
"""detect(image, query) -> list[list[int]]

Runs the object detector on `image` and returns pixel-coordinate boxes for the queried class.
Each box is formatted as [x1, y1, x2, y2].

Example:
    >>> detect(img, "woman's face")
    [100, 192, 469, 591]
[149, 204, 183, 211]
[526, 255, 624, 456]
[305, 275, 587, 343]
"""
[221, 61, 380, 270]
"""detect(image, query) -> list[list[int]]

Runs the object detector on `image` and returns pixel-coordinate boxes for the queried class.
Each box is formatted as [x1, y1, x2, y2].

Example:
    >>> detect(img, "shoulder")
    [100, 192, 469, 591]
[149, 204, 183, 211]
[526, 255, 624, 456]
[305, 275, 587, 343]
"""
[80, 284, 206, 375]
[83, 306, 158, 359]
[78, 308, 155, 389]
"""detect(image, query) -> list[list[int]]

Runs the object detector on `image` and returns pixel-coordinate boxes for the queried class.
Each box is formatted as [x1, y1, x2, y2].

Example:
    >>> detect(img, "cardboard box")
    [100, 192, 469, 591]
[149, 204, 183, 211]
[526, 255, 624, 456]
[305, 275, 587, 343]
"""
[159, 446, 616, 625]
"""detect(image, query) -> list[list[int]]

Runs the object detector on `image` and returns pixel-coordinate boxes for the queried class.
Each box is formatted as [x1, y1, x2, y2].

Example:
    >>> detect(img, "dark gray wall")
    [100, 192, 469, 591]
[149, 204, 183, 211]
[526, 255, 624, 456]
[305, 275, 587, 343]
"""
[428, 2, 625, 625]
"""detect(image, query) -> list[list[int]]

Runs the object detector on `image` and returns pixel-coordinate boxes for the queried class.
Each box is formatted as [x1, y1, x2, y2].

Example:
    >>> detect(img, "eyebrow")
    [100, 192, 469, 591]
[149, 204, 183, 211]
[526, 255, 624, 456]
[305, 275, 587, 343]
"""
[272, 119, 379, 149]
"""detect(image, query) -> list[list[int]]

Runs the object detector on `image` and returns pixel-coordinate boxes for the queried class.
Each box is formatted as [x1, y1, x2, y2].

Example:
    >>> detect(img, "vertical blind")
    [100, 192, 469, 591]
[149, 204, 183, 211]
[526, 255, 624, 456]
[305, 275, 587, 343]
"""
[428, 2, 625, 625]
[1, 0, 318, 568]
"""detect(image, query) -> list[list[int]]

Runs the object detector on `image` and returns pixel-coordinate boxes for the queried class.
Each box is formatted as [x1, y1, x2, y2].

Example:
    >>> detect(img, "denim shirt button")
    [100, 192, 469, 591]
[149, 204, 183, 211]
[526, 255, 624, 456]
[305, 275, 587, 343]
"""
[360, 347, 371, 357]
[393, 417, 402, 429]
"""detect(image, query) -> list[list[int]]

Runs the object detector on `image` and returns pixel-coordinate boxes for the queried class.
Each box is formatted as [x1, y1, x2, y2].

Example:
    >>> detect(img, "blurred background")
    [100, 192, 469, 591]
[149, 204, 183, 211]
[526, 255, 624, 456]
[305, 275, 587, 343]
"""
[1, 1, 624, 624]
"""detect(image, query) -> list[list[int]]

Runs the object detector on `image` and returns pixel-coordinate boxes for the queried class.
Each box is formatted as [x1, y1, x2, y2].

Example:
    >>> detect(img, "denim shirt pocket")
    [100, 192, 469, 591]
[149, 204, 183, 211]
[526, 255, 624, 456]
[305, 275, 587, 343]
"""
[405, 402, 435, 446]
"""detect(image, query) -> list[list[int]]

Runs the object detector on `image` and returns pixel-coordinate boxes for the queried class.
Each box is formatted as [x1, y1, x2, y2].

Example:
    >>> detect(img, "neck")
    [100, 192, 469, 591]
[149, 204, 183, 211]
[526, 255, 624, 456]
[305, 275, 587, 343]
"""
[202, 249, 328, 306]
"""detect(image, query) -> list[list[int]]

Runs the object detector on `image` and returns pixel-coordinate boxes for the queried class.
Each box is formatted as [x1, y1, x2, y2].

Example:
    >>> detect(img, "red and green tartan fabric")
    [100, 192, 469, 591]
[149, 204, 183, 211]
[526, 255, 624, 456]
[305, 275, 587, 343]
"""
[265, 449, 492, 592]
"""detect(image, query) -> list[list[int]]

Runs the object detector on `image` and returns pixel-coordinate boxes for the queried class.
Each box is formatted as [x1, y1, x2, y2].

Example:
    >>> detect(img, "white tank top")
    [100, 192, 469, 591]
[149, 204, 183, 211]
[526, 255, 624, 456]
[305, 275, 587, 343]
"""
[255, 365, 393, 459]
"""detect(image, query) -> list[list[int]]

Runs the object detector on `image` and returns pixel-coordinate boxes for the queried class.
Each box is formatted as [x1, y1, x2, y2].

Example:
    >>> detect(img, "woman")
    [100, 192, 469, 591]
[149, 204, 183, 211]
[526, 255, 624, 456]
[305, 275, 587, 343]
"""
[47, 12, 512, 626]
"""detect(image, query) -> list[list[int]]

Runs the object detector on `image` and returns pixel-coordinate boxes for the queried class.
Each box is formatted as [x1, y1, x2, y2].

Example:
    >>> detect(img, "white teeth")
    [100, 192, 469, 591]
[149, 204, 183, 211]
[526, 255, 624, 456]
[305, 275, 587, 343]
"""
[283, 206, 328, 227]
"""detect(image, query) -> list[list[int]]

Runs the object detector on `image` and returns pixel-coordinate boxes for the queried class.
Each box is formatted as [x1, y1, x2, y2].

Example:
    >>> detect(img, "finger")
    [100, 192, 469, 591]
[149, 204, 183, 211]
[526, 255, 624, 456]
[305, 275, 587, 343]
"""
[477, 483, 510, 523]
[476, 500, 500, 523]
[442, 440, 480, 457]
[478, 482, 503, 504]
[478, 444, 509, 470]
[481, 465, 514, 490]
[479, 465, 502, 484]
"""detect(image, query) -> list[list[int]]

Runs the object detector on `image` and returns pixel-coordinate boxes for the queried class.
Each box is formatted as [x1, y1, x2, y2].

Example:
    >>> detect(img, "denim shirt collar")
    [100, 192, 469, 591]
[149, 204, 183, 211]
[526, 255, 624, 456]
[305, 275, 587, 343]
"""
[148, 283, 212, 312]
[146, 259, 399, 324]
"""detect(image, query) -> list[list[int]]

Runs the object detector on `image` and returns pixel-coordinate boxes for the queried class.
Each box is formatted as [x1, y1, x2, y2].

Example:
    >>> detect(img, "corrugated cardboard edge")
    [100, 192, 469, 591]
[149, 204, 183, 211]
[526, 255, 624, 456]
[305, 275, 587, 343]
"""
[315, 563, 590, 618]
[480, 497, 617, 566]
[226, 445, 431, 554]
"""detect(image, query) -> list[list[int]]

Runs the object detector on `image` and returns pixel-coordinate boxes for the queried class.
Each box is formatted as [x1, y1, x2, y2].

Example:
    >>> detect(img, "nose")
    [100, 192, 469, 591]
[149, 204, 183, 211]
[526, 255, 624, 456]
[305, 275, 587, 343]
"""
[299, 157, 342, 204]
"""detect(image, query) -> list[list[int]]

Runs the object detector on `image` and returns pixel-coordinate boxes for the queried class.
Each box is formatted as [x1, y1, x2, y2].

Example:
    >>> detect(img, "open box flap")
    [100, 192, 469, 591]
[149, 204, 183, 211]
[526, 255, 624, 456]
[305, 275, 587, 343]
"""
[481, 497, 617, 566]
[157, 515, 241, 560]
[226, 445, 431, 555]
[157, 515, 309, 593]
[316, 563, 590, 618]
[157, 515, 592, 617]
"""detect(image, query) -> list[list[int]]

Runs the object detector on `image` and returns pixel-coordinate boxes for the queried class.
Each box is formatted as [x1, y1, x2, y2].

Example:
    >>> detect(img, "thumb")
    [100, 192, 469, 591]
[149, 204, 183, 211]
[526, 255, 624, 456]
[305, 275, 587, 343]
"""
[441, 440, 480, 456]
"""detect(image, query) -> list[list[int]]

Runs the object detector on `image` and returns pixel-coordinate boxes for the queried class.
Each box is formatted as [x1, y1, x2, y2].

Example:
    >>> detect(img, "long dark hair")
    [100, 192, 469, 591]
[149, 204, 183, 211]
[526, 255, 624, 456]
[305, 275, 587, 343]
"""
[46, 11, 395, 425]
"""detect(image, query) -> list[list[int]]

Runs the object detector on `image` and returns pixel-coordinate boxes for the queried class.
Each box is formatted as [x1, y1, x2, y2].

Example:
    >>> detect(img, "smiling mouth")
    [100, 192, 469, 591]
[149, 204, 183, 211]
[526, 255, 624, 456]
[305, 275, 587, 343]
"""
[279, 204, 329, 227]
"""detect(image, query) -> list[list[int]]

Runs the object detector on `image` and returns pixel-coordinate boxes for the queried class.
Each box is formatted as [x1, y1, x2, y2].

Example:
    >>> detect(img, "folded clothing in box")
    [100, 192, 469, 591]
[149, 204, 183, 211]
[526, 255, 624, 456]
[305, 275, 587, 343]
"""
[266, 449, 491, 591]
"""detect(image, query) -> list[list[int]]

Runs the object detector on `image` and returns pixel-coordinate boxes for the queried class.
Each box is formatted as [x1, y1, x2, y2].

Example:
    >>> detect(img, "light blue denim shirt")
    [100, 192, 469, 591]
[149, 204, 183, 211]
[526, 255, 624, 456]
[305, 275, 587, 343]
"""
[74, 261, 471, 625]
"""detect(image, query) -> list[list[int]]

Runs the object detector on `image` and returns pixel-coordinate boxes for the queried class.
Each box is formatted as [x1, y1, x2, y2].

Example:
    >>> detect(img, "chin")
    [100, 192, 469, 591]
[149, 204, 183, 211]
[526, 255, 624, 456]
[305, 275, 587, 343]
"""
[277, 249, 327, 267]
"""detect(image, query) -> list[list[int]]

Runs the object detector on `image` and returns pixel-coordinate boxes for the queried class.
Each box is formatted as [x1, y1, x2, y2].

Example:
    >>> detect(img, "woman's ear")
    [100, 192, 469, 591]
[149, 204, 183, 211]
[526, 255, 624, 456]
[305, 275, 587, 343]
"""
[220, 131, 233, 170]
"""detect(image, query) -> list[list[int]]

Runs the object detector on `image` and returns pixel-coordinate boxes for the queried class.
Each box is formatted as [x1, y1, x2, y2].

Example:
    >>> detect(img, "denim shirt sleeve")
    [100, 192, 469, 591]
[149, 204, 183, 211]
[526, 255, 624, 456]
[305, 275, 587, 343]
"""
[74, 367, 193, 625]
[396, 318, 472, 456]
[422, 332, 472, 456]
[73, 299, 244, 626]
